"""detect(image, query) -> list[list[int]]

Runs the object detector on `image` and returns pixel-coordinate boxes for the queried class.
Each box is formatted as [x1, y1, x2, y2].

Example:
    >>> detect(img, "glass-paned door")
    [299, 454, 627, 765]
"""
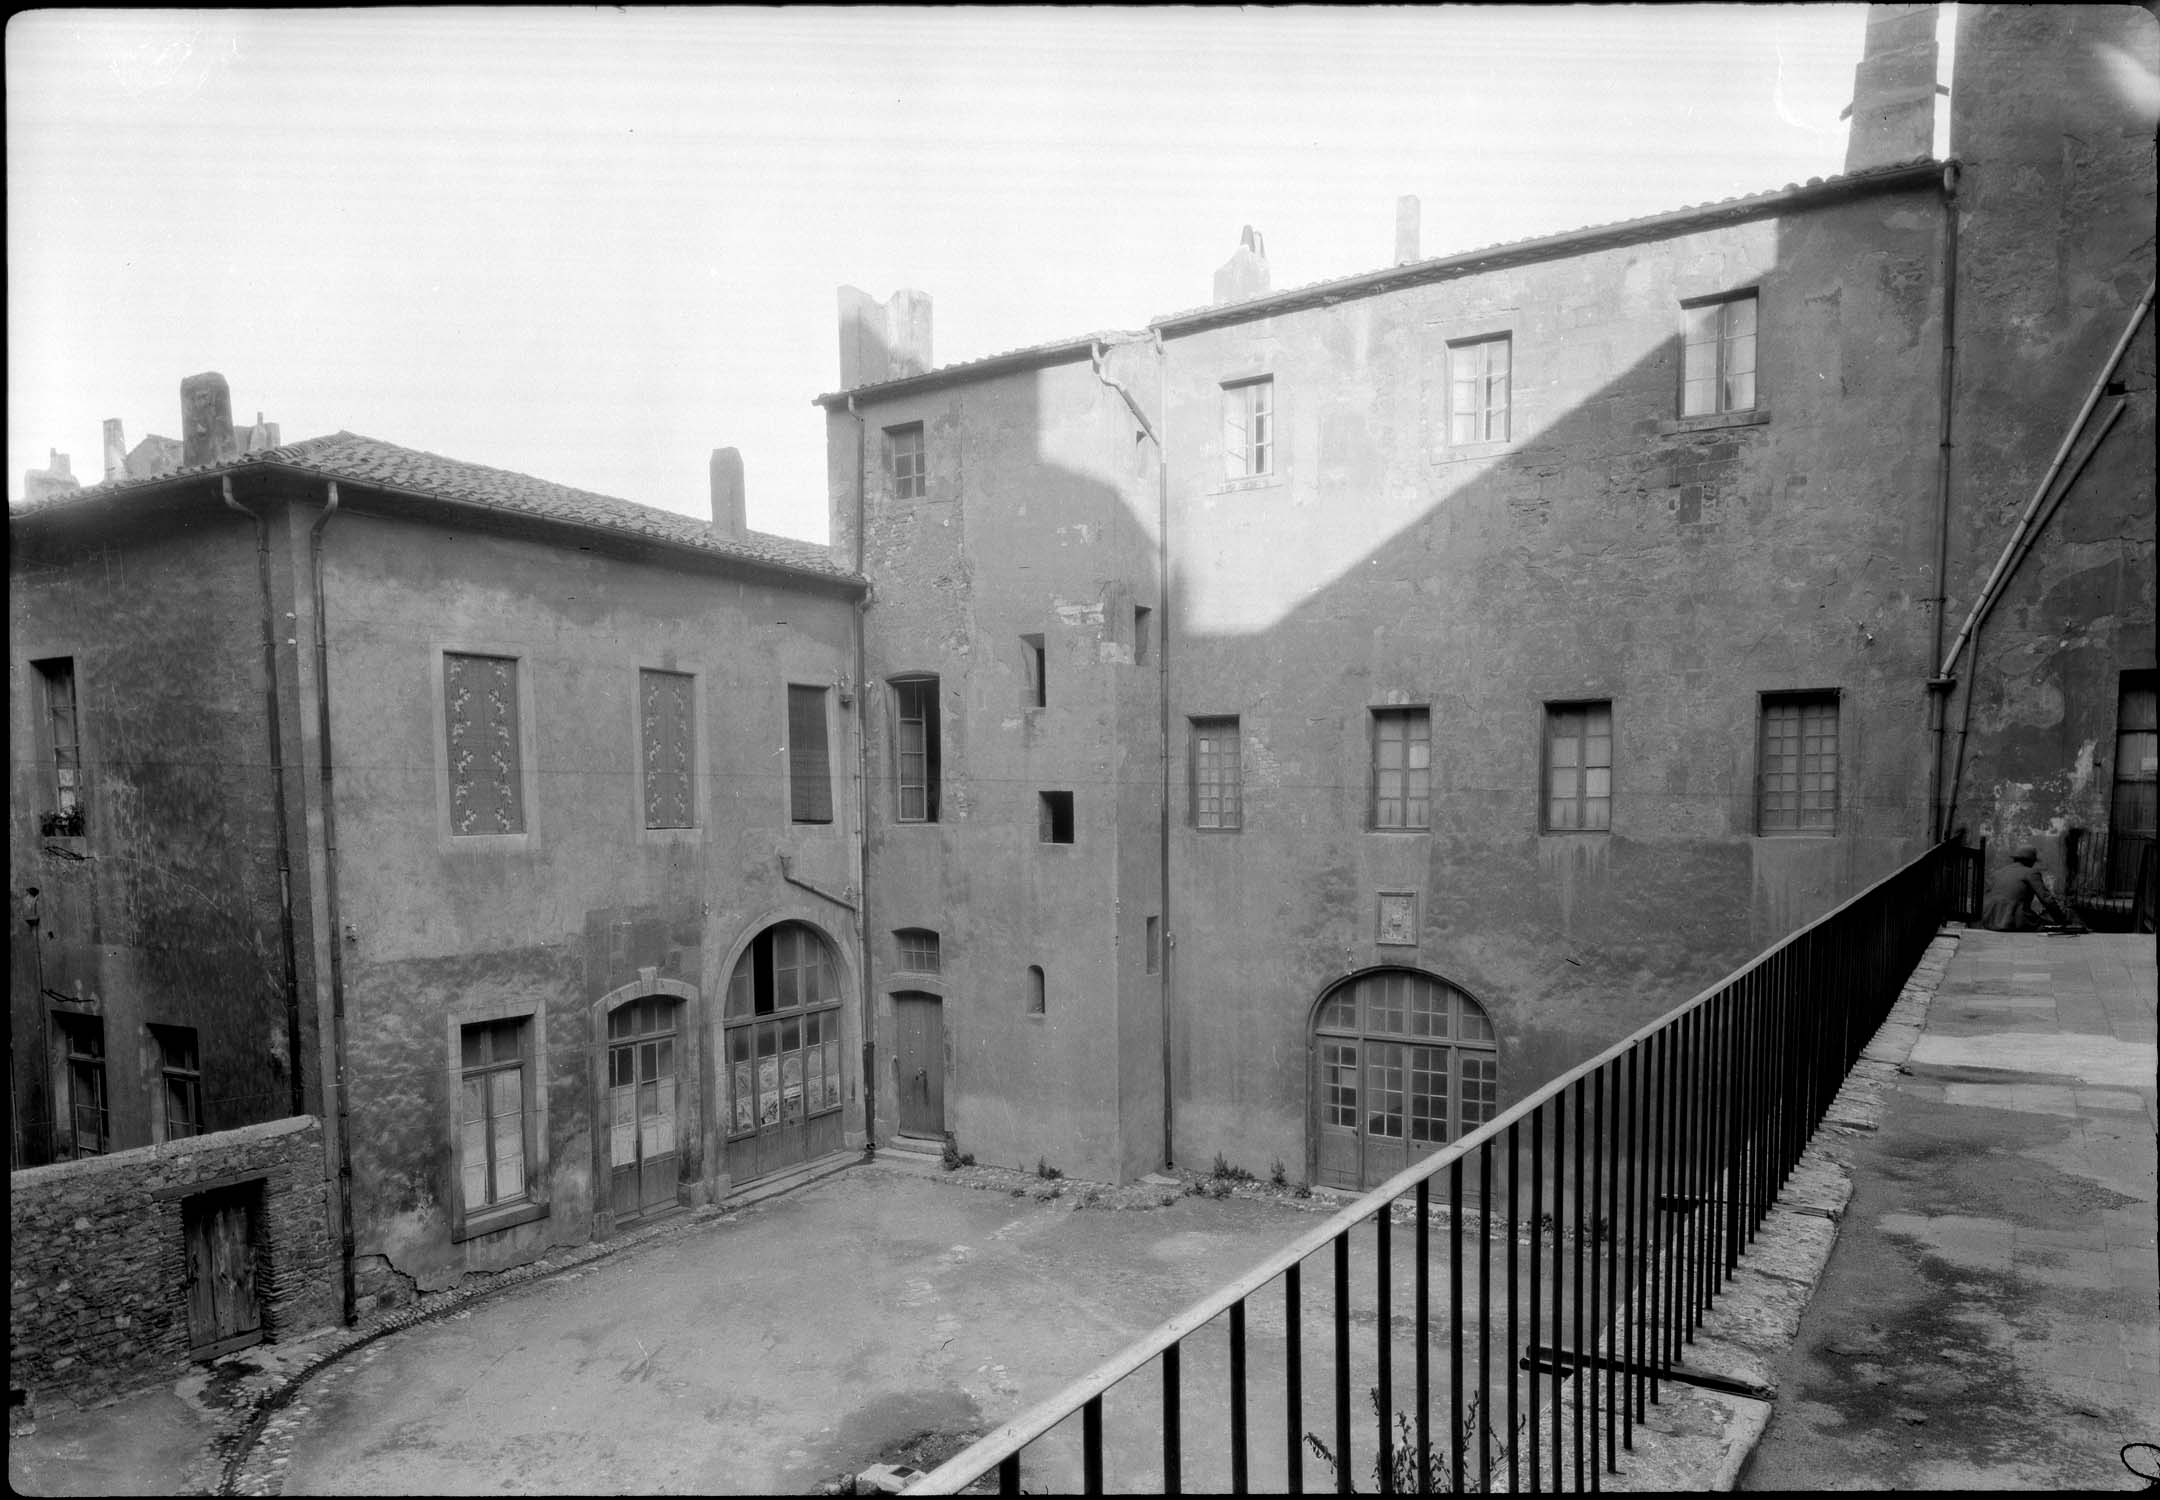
[1313, 970, 1499, 1190]
[724, 923, 846, 1183]
[608, 997, 679, 1219]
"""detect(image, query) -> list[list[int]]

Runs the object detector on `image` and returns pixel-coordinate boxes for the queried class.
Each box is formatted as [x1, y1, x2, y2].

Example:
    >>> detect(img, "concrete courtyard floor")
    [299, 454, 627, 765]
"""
[1741, 930, 2159, 1491]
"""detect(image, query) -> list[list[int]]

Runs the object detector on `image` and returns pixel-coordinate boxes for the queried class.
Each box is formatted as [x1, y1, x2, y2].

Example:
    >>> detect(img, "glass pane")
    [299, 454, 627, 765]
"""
[1456, 998, 1495, 1042]
[1682, 378, 1716, 416]
[1551, 734, 1578, 767]
[611, 1086, 638, 1166]
[1726, 295, 1756, 335]
[1725, 370, 1756, 410]
[490, 1067, 521, 1118]
[1684, 304, 1720, 344]
[655, 1036, 674, 1081]
[1319, 994, 1356, 1031]
[1585, 768, 1611, 799]
[733, 1062, 755, 1131]
[461, 1074, 488, 1124]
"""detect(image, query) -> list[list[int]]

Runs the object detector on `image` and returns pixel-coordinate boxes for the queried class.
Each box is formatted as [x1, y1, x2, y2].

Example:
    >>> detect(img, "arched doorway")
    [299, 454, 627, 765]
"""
[723, 921, 846, 1183]
[1311, 969, 1498, 1191]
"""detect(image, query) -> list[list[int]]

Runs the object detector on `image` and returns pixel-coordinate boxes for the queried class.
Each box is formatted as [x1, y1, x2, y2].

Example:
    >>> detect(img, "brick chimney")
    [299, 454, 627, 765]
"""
[1396, 196, 1421, 265]
[180, 372, 238, 468]
[709, 447, 746, 535]
[837, 287, 934, 390]
[1212, 226, 1270, 305]
[1844, 3, 1940, 172]
[23, 450, 79, 504]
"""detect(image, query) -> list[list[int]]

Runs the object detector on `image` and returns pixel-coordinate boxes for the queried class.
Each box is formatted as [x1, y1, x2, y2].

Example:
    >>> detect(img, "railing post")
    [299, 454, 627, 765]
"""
[1336, 1230, 1353, 1495]
[1286, 1264, 1303, 1496]
[1230, 1299, 1248, 1495]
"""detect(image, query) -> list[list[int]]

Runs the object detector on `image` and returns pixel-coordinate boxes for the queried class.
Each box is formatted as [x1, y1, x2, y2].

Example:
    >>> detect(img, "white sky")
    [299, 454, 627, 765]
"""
[8, 5, 1877, 542]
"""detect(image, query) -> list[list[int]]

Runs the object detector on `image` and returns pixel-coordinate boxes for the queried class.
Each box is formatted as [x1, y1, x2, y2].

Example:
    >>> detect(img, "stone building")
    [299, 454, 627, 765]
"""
[11, 376, 869, 1322]
[820, 2, 2154, 1189]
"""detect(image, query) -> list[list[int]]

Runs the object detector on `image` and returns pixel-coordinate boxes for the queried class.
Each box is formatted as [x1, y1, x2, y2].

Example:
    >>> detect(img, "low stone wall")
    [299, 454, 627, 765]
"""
[9, 1116, 340, 1405]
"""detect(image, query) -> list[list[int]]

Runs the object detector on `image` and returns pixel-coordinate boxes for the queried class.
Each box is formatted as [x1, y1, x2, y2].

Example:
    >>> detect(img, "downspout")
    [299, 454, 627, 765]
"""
[1925, 162, 1960, 844]
[1938, 282, 2154, 836]
[847, 394, 877, 1151]
[221, 477, 306, 1116]
[308, 482, 357, 1326]
[1091, 339, 1173, 1169]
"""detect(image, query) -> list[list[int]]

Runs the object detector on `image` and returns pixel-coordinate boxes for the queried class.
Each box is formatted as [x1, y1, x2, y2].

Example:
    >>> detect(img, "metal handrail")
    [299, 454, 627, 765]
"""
[914, 840, 1972, 1494]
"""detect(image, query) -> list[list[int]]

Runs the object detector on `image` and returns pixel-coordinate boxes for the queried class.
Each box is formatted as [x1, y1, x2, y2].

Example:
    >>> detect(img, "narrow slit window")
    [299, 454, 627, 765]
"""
[1027, 966, 1046, 1015]
[1021, 635, 1047, 709]
[35, 657, 84, 836]
[892, 676, 941, 822]
[1039, 791, 1075, 845]
[1134, 606, 1153, 667]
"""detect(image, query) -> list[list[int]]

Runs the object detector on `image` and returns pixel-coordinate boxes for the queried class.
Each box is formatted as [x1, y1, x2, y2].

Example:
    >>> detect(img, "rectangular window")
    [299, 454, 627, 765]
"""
[1145, 915, 1161, 975]
[895, 928, 941, 972]
[53, 1012, 107, 1158]
[34, 657, 83, 837]
[1223, 377, 1274, 479]
[1191, 716, 1243, 830]
[640, 669, 695, 830]
[886, 423, 926, 500]
[1758, 692, 1839, 834]
[893, 677, 941, 822]
[1027, 966, 1046, 1015]
[1544, 702, 1613, 832]
[1681, 292, 1758, 416]
[444, 653, 525, 835]
[1021, 635, 1046, 709]
[1039, 790, 1075, 844]
[1371, 707, 1432, 830]
[459, 1018, 529, 1213]
[153, 1024, 203, 1141]
[787, 685, 833, 824]
[1448, 334, 1512, 445]
[1134, 606, 1152, 667]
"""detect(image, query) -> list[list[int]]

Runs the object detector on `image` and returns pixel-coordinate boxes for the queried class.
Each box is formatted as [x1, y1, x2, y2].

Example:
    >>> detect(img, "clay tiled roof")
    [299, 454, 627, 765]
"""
[12, 431, 857, 584]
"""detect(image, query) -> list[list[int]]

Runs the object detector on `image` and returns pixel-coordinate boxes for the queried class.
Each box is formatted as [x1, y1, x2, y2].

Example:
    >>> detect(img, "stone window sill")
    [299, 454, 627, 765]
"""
[1432, 439, 1512, 464]
[1659, 407, 1770, 436]
[453, 1198, 550, 1244]
[1215, 474, 1282, 495]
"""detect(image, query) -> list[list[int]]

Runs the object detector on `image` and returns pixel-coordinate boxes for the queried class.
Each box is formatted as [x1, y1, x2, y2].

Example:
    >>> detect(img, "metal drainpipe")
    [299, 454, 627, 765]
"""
[308, 482, 357, 1326]
[847, 394, 877, 1151]
[1925, 161, 1961, 844]
[221, 477, 306, 1116]
[1089, 338, 1173, 1170]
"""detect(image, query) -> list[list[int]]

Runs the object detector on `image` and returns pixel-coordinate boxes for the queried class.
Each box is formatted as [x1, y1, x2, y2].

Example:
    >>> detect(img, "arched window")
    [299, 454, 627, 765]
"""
[724, 922, 846, 1182]
[1312, 969, 1498, 1191]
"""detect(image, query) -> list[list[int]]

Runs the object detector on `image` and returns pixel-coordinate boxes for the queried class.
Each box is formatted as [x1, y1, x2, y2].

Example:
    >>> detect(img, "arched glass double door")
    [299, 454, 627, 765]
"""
[723, 922, 846, 1183]
[1313, 969, 1498, 1191]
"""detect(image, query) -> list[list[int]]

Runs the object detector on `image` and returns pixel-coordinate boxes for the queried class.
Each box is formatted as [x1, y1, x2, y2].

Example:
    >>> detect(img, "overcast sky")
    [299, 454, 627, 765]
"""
[9, 5, 1894, 542]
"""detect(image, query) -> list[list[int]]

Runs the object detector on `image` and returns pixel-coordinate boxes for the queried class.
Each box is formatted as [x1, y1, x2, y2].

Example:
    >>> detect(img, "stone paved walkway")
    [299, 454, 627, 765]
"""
[1742, 930, 2159, 1490]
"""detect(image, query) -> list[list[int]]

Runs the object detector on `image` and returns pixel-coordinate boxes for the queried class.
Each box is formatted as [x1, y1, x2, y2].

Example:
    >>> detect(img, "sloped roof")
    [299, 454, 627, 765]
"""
[821, 157, 1947, 405]
[12, 431, 858, 585]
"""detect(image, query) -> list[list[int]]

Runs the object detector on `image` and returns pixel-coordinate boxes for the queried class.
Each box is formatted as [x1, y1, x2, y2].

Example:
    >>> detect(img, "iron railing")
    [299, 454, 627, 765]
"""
[914, 840, 1979, 1495]
[2063, 827, 2157, 932]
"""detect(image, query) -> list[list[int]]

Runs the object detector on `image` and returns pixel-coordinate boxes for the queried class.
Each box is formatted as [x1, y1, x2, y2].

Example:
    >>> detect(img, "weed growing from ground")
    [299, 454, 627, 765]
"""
[1270, 1157, 1288, 1187]
[941, 1135, 974, 1171]
[1211, 1153, 1255, 1182]
[1305, 1388, 1523, 1494]
[1036, 1157, 1063, 1181]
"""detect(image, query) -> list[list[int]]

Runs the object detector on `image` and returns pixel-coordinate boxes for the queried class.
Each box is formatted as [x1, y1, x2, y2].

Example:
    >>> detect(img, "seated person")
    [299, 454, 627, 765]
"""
[1980, 846, 2079, 931]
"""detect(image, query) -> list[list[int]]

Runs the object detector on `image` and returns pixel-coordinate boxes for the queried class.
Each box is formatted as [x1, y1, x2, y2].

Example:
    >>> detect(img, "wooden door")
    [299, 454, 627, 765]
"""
[184, 1187, 261, 1358]
[893, 994, 944, 1139]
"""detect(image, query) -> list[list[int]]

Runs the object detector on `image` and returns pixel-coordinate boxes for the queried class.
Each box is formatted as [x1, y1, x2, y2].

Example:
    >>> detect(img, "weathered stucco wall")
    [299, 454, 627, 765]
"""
[300, 493, 862, 1300]
[1157, 185, 1948, 1178]
[1940, 3, 2158, 882]
[840, 347, 1166, 1182]
[10, 500, 313, 1167]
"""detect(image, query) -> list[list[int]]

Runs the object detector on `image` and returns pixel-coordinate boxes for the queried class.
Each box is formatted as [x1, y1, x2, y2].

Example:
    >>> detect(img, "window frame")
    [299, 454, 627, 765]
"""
[1190, 715, 1243, 831]
[1756, 689, 1841, 836]
[1021, 635, 1047, 710]
[1222, 375, 1276, 481]
[445, 999, 550, 1242]
[1369, 706, 1433, 832]
[51, 1010, 108, 1160]
[885, 422, 927, 500]
[1039, 790, 1075, 845]
[1446, 333, 1513, 448]
[1679, 290, 1759, 418]
[151, 1023, 203, 1143]
[1026, 965, 1046, 1016]
[891, 675, 942, 823]
[1542, 700, 1614, 834]
[430, 642, 540, 851]
[787, 684, 835, 825]
[32, 656, 85, 838]
[894, 927, 942, 973]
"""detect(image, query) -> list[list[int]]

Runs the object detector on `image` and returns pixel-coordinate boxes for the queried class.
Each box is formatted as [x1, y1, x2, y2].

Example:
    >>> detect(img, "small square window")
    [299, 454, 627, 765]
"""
[1370, 708, 1431, 830]
[1191, 716, 1242, 830]
[1758, 691, 1838, 834]
[896, 928, 942, 972]
[1039, 791, 1075, 845]
[1544, 702, 1613, 832]
[886, 423, 926, 500]
[1681, 292, 1758, 417]
[1223, 377, 1274, 479]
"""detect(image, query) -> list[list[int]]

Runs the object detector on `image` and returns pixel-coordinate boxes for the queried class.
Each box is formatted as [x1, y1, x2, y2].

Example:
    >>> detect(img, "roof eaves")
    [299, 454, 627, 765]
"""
[811, 329, 1150, 409]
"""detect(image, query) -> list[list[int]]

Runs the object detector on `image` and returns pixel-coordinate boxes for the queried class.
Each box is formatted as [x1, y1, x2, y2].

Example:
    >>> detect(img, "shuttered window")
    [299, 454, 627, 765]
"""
[788, 685, 833, 824]
[640, 670, 695, 829]
[444, 653, 525, 835]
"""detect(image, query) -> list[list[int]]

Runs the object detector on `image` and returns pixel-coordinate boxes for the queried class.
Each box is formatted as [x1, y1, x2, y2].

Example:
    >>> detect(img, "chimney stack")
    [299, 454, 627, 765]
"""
[1395, 196, 1421, 265]
[180, 371, 238, 468]
[1212, 225, 1271, 305]
[23, 450, 80, 504]
[1843, 3, 1940, 173]
[709, 447, 746, 535]
[837, 287, 935, 390]
[102, 419, 127, 481]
